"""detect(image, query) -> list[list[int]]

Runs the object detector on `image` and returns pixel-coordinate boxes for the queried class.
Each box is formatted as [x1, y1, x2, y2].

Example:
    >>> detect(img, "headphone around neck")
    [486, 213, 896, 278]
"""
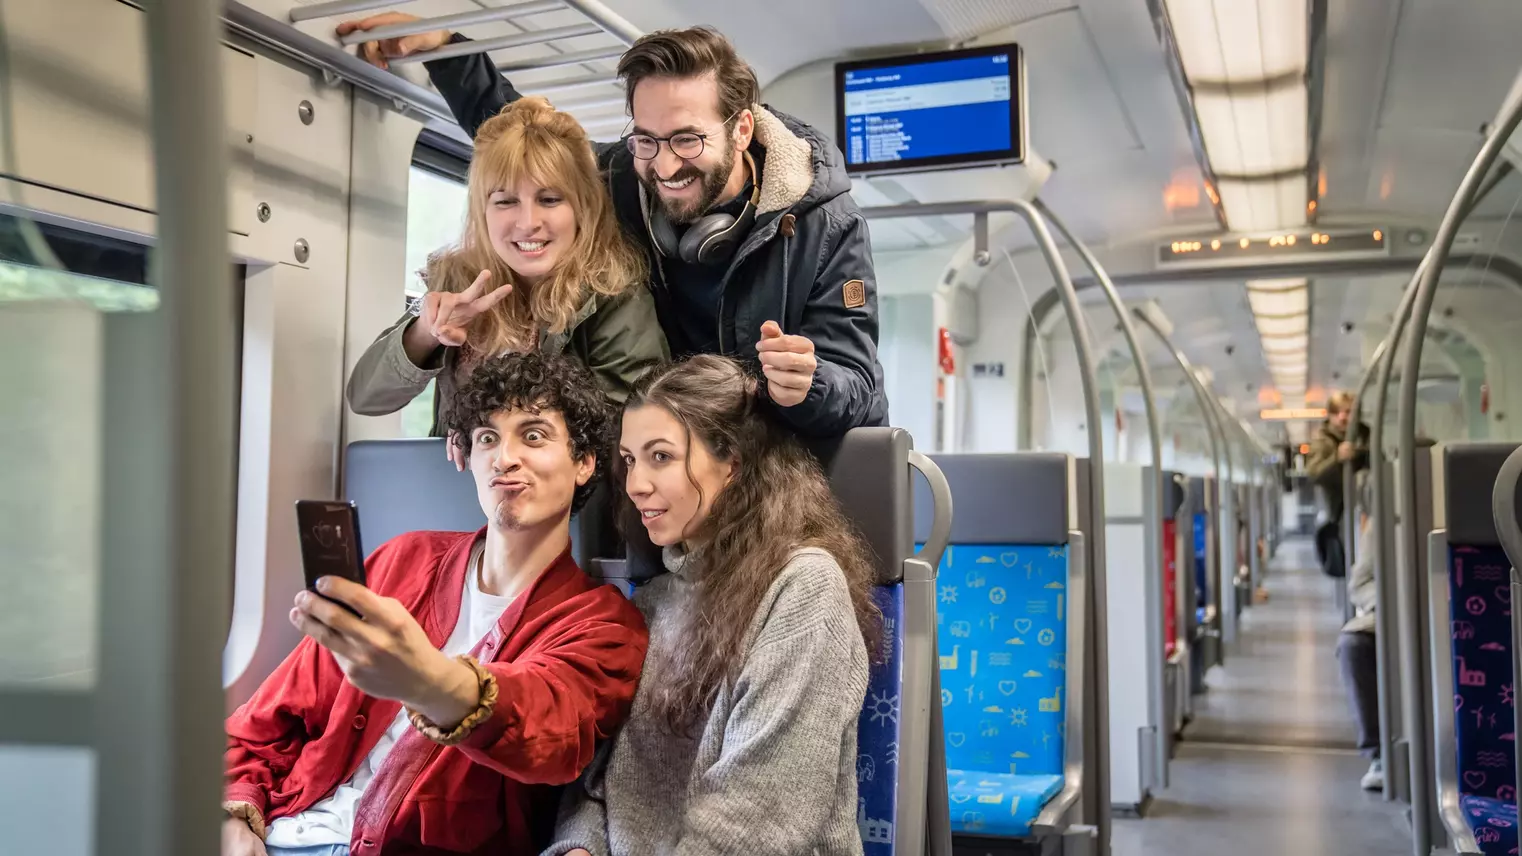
[641, 151, 760, 267]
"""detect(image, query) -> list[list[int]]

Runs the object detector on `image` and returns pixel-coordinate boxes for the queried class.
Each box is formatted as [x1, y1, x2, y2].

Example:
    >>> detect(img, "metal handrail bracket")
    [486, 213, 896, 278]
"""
[1035, 198, 1171, 789]
[858, 198, 1112, 851]
[1034, 529, 1088, 834]
[1426, 529, 1482, 855]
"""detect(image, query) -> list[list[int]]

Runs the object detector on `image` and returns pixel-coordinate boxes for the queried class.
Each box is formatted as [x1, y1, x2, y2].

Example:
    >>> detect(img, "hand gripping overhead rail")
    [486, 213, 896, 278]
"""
[222, 0, 640, 143]
[858, 198, 1115, 855]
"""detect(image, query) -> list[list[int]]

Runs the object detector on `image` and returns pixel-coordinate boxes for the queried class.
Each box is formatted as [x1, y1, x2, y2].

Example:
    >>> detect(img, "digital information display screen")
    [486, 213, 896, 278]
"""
[835, 44, 1025, 177]
[1156, 228, 1391, 268]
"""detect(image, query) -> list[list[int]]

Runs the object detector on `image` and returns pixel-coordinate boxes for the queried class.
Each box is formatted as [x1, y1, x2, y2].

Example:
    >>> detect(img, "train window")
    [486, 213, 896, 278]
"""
[1, 214, 223, 688]
[398, 149, 469, 437]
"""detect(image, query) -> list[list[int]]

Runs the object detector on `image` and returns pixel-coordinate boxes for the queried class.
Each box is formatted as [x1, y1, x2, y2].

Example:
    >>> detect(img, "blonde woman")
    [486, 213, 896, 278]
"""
[348, 96, 668, 467]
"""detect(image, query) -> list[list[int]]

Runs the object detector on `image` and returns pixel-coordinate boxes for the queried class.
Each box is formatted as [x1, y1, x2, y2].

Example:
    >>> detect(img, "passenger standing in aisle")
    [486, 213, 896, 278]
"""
[1306, 391, 1369, 576]
[346, 96, 668, 468]
[338, 15, 889, 438]
[1335, 490, 1384, 791]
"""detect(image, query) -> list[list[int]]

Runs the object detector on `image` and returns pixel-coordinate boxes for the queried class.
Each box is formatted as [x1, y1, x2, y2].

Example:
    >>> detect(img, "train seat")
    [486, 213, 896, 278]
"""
[345, 429, 954, 856]
[1429, 444, 1521, 856]
[914, 454, 1085, 843]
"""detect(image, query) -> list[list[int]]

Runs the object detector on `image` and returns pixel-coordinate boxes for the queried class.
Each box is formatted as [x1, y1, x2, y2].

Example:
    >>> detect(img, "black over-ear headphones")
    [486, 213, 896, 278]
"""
[641, 151, 760, 267]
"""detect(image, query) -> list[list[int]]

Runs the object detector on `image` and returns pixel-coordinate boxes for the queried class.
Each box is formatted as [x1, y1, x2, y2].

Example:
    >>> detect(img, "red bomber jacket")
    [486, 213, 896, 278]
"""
[224, 529, 648, 855]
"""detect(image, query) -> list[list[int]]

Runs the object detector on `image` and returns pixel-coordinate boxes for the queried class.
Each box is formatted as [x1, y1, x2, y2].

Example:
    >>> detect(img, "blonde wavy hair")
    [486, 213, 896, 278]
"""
[424, 96, 646, 355]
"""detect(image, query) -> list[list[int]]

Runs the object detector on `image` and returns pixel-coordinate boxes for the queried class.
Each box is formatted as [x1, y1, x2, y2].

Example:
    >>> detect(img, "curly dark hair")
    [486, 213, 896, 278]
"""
[442, 352, 615, 513]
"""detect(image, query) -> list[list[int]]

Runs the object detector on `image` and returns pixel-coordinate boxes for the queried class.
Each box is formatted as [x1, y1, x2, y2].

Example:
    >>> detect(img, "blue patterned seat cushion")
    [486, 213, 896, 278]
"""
[946, 770, 1064, 837]
[1450, 544, 1518, 809]
[935, 544, 1068, 838]
[1461, 793, 1519, 855]
[1193, 513, 1208, 607]
[856, 584, 904, 854]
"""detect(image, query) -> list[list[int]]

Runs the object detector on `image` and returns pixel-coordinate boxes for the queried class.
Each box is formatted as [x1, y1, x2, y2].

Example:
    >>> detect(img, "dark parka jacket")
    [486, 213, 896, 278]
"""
[423, 42, 889, 436]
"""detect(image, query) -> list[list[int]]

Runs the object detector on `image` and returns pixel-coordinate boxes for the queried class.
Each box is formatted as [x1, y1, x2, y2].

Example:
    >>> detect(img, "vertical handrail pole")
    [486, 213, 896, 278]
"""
[1396, 78, 1522, 856]
[1008, 200, 1112, 852]
[1132, 311, 1228, 655]
[1035, 198, 1171, 789]
[99, 0, 235, 854]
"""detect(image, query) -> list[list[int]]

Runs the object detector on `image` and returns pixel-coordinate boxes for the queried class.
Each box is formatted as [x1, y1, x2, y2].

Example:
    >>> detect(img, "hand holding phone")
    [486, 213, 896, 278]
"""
[295, 500, 368, 616]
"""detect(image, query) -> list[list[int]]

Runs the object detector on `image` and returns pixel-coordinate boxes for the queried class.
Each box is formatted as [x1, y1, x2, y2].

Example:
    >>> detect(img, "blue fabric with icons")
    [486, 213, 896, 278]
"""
[1448, 543, 1518, 854]
[855, 584, 904, 854]
[946, 771, 1064, 838]
[934, 544, 1068, 837]
[1462, 793, 1519, 856]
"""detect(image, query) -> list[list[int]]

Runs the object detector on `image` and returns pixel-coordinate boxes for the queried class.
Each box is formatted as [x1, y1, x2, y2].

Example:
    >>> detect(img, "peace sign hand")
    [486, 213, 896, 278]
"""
[420, 270, 511, 348]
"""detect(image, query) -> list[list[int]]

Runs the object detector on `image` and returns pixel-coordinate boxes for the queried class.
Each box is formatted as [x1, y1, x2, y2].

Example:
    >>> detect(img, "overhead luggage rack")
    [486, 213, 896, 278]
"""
[276, 0, 641, 137]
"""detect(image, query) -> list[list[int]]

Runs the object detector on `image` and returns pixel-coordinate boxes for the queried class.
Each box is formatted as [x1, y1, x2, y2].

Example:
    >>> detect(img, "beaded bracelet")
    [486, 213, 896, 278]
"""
[408, 655, 499, 746]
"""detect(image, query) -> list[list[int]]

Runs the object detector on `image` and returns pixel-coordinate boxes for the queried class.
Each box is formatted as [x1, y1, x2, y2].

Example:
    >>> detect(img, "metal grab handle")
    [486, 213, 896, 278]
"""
[909, 450, 953, 571]
[1493, 444, 1522, 820]
[1492, 447, 1522, 571]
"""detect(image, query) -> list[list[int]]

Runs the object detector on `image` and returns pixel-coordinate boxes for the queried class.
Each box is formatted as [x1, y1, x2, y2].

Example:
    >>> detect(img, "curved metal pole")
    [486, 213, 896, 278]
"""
[1369, 261, 1424, 810]
[1395, 83, 1522, 856]
[1493, 446, 1522, 811]
[1133, 310, 1229, 640]
[1366, 262, 1423, 806]
[858, 199, 1112, 851]
[1207, 394, 1243, 641]
[1009, 200, 1112, 850]
[1034, 199, 1172, 790]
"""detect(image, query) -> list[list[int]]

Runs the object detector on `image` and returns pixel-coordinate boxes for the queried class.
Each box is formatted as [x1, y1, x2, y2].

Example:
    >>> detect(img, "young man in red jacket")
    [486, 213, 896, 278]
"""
[222, 352, 649, 856]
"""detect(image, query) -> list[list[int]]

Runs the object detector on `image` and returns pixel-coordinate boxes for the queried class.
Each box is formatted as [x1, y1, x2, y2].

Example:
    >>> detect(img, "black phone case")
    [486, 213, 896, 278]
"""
[295, 500, 368, 616]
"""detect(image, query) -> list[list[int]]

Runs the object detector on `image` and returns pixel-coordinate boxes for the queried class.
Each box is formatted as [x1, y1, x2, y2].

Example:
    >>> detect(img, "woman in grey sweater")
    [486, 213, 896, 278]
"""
[546, 355, 879, 856]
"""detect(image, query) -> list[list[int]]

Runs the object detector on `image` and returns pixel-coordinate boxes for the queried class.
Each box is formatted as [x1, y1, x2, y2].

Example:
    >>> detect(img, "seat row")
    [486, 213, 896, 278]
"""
[344, 429, 1278, 854]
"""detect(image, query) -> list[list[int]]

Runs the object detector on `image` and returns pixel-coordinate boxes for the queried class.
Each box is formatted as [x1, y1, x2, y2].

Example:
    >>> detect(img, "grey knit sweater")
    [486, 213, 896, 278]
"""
[542, 546, 870, 856]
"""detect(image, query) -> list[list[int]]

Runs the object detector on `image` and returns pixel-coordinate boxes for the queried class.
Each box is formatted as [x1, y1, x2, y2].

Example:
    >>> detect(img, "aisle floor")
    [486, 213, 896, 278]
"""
[1112, 539, 1413, 856]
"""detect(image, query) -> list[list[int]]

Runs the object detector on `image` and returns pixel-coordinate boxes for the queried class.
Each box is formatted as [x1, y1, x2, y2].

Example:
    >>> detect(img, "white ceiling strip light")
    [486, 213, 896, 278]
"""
[1246, 277, 1310, 401]
[1163, 0, 1311, 233]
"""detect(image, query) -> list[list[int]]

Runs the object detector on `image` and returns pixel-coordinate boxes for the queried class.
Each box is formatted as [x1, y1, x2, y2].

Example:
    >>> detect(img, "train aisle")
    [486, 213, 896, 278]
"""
[1113, 538, 1410, 856]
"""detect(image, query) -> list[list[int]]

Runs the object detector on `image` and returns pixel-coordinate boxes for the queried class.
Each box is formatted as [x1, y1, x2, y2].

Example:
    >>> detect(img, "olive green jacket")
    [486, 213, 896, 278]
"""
[346, 286, 669, 436]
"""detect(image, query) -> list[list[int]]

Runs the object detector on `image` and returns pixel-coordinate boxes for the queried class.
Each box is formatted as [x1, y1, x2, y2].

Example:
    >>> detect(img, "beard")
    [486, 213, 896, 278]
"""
[641, 142, 736, 225]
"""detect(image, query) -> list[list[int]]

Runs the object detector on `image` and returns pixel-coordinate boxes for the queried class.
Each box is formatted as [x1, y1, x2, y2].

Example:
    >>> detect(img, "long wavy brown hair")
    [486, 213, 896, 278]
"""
[423, 96, 646, 355]
[615, 355, 882, 733]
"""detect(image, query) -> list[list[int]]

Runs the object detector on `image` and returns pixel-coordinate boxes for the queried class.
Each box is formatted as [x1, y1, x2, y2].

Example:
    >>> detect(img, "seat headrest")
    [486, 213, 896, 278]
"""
[1445, 442, 1522, 547]
[913, 453, 1069, 546]
[344, 439, 486, 557]
[805, 428, 913, 585]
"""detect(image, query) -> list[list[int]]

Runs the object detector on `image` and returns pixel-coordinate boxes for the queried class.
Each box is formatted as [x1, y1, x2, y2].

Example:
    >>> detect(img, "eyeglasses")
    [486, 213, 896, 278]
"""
[624, 111, 741, 161]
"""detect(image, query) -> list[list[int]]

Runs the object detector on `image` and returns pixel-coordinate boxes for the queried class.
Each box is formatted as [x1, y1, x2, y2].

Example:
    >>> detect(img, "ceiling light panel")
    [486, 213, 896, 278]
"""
[1166, 0, 1308, 83]
[1247, 289, 1309, 316]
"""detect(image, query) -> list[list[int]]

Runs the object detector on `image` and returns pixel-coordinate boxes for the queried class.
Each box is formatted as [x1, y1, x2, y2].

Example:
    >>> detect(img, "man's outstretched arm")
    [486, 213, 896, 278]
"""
[337, 13, 522, 139]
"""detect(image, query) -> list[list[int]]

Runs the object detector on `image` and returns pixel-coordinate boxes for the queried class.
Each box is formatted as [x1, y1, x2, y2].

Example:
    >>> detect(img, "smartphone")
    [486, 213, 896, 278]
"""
[295, 499, 368, 617]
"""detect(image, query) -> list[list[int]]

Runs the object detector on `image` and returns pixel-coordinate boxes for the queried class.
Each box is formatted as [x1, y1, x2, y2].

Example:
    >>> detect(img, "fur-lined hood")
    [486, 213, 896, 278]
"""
[748, 104, 854, 216]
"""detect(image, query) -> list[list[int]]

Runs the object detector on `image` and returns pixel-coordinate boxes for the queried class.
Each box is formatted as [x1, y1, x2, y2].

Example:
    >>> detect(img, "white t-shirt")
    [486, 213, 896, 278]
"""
[264, 544, 512, 847]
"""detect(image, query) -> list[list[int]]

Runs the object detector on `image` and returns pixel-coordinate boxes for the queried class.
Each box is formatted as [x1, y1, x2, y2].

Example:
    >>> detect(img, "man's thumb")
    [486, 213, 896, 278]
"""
[760, 320, 782, 339]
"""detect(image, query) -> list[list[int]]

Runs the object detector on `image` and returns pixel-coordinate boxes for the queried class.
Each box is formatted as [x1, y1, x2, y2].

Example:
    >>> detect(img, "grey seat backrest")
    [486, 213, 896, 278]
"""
[806, 427, 914, 585]
[1445, 442, 1519, 547]
[910, 452, 1070, 545]
[344, 439, 484, 556]
[342, 438, 588, 563]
